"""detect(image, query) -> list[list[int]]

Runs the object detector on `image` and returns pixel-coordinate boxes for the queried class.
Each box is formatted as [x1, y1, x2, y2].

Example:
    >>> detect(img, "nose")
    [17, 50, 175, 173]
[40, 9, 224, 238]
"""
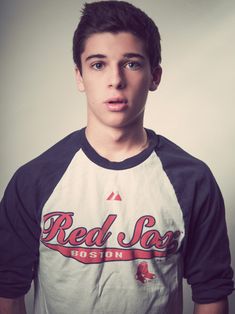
[108, 65, 126, 89]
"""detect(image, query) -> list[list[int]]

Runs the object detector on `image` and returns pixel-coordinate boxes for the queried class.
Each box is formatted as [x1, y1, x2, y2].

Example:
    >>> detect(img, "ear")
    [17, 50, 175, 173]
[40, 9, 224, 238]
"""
[149, 66, 162, 91]
[75, 66, 85, 92]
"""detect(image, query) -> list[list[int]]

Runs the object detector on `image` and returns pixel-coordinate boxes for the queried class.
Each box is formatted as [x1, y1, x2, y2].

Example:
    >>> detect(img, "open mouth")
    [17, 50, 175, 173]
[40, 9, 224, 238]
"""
[105, 98, 128, 111]
[107, 98, 128, 104]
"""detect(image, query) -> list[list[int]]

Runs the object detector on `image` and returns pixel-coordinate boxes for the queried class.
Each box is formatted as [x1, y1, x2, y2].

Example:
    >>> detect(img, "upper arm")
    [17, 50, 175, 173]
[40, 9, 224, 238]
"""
[183, 166, 234, 303]
[0, 296, 26, 314]
[156, 141, 234, 304]
[0, 169, 40, 298]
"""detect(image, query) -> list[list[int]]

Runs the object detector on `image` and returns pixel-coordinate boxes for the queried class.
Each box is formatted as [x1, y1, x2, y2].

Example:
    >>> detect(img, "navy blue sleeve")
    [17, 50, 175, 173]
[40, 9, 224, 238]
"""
[183, 166, 234, 303]
[156, 135, 234, 304]
[0, 129, 83, 298]
[0, 169, 41, 298]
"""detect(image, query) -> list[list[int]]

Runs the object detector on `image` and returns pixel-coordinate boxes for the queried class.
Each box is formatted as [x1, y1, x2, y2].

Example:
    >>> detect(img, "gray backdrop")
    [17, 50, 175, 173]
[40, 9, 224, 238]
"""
[0, 0, 234, 313]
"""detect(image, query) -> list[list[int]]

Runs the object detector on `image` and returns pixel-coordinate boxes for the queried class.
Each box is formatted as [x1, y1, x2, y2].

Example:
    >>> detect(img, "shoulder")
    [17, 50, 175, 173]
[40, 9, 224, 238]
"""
[2, 129, 85, 213]
[150, 132, 222, 220]
[14, 128, 84, 183]
[154, 133, 212, 183]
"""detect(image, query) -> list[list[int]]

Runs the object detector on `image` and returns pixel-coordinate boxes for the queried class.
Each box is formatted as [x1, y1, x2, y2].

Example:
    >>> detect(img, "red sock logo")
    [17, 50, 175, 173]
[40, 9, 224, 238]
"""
[136, 262, 156, 283]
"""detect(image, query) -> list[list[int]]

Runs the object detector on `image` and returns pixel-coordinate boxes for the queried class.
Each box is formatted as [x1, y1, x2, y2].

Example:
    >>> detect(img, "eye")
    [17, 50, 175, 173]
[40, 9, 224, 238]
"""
[125, 61, 142, 70]
[91, 62, 104, 70]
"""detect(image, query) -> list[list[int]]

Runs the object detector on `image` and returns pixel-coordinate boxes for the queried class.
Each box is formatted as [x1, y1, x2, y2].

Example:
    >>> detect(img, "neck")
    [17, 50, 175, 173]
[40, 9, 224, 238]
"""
[85, 122, 148, 162]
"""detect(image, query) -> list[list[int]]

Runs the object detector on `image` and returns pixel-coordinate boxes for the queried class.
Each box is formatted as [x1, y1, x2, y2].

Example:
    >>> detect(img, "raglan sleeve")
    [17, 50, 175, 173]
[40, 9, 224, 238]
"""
[0, 167, 41, 298]
[183, 164, 234, 303]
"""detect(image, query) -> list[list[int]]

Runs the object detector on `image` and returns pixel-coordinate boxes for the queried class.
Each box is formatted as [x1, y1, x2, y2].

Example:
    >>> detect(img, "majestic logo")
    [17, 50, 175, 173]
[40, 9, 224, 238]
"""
[106, 192, 122, 201]
[41, 212, 181, 264]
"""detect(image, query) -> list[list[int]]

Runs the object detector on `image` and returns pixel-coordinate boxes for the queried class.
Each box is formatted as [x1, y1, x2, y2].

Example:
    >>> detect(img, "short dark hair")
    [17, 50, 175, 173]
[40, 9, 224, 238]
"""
[73, 1, 161, 72]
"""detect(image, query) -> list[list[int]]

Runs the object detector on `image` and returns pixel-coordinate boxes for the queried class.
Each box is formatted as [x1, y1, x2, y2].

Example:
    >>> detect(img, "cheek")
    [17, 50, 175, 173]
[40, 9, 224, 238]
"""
[83, 79, 102, 102]
[130, 77, 150, 100]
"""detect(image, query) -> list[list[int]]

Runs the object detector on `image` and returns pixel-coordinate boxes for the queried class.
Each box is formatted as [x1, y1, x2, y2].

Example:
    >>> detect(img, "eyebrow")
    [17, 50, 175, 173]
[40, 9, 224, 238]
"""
[85, 53, 146, 62]
[123, 53, 145, 60]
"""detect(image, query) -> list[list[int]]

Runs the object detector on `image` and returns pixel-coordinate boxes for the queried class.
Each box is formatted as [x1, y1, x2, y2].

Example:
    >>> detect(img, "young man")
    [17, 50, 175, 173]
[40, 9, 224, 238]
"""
[0, 1, 233, 313]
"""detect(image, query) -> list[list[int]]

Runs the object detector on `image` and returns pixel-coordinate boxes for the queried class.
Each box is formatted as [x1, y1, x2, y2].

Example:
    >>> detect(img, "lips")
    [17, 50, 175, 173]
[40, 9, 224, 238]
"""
[105, 97, 128, 104]
[105, 97, 128, 111]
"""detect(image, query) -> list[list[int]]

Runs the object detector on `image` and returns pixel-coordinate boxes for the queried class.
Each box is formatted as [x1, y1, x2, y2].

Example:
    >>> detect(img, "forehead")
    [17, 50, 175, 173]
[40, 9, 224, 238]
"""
[81, 32, 147, 60]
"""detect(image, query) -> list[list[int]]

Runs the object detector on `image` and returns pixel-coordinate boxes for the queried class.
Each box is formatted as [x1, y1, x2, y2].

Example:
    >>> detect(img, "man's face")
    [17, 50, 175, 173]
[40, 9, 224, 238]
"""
[76, 32, 161, 129]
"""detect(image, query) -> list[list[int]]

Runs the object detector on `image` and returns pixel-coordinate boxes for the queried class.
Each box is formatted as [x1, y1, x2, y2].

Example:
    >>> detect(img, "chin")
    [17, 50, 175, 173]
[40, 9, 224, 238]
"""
[104, 118, 141, 130]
